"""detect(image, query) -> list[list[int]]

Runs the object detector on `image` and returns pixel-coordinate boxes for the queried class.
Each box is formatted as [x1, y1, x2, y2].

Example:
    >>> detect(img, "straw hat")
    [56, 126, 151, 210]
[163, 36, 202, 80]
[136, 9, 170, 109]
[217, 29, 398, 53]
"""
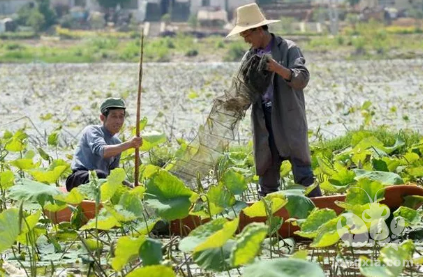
[226, 3, 280, 37]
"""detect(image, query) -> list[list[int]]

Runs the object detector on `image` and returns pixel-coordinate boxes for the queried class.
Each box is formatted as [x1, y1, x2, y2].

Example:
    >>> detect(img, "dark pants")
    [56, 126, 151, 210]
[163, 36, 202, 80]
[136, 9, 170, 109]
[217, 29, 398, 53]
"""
[259, 104, 322, 197]
[66, 169, 108, 192]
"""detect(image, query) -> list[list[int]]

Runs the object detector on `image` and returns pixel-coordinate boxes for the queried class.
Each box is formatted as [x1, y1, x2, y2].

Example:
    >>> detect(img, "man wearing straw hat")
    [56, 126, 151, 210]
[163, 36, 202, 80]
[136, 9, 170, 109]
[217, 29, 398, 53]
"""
[227, 3, 322, 197]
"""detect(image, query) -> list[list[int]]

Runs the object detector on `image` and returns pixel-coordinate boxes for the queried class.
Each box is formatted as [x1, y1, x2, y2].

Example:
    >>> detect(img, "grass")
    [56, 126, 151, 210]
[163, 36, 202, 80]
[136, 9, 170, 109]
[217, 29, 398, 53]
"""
[312, 126, 421, 155]
[1, 22, 423, 63]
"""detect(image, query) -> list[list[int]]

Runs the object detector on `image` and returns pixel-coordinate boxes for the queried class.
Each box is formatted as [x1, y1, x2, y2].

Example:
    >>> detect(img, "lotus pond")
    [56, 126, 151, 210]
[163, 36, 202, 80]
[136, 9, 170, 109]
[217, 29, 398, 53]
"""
[1, 60, 423, 276]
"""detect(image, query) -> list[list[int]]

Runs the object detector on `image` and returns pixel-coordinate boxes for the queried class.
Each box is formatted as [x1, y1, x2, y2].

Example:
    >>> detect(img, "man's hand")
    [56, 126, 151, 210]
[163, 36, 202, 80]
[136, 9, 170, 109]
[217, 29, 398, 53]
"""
[267, 58, 292, 81]
[130, 136, 143, 148]
[266, 58, 281, 73]
[103, 136, 143, 158]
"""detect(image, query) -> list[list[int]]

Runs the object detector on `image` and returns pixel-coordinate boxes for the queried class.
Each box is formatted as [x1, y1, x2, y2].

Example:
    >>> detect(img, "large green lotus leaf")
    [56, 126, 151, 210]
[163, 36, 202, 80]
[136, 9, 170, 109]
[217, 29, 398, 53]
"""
[351, 150, 373, 169]
[353, 136, 384, 152]
[139, 238, 162, 266]
[37, 147, 50, 161]
[47, 131, 59, 147]
[354, 169, 403, 185]
[274, 190, 315, 219]
[140, 164, 161, 181]
[49, 159, 72, 175]
[243, 258, 325, 277]
[30, 165, 69, 184]
[5, 138, 25, 152]
[372, 159, 389, 172]
[190, 196, 222, 218]
[0, 170, 15, 189]
[111, 235, 146, 271]
[319, 178, 346, 193]
[118, 191, 143, 217]
[221, 169, 247, 195]
[353, 203, 389, 230]
[193, 240, 234, 272]
[329, 167, 356, 187]
[400, 152, 420, 165]
[403, 195, 423, 209]
[10, 158, 39, 170]
[345, 178, 385, 205]
[195, 217, 239, 253]
[207, 184, 236, 209]
[43, 201, 67, 212]
[295, 208, 337, 238]
[17, 210, 42, 245]
[280, 160, 292, 177]
[104, 204, 137, 222]
[140, 132, 167, 151]
[133, 219, 159, 237]
[384, 137, 406, 154]
[393, 206, 421, 226]
[5, 130, 27, 152]
[311, 216, 346, 248]
[267, 215, 283, 236]
[230, 222, 268, 266]
[54, 188, 84, 205]
[381, 157, 401, 172]
[145, 170, 193, 221]
[79, 210, 121, 230]
[406, 166, 423, 178]
[100, 168, 126, 202]
[126, 265, 175, 277]
[130, 185, 146, 198]
[291, 250, 308, 260]
[359, 256, 392, 277]
[131, 117, 148, 136]
[0, 208, 20, 253]
[8, 178, 63, 207]
[317, 157, 336, 175]
[179, 218, 229, 253]
[360, 240, 414, 277]
[228, 151, 248, 166]
[243, 194, 287, 218]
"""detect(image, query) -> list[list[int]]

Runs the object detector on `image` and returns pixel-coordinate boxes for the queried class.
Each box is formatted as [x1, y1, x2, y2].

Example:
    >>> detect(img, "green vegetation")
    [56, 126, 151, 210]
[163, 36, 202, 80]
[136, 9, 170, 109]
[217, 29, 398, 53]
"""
[0, 21, 422, 63]
[1, 119, 423, 276]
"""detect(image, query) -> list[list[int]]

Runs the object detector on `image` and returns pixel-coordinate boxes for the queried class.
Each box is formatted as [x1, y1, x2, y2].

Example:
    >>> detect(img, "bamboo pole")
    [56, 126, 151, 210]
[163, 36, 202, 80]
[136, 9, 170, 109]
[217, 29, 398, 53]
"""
[134, 31, 144, 187]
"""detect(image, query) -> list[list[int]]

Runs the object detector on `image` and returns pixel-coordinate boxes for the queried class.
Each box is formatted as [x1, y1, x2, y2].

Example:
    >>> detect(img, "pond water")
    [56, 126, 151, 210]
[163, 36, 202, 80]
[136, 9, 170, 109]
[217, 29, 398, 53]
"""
[1, 59, 422, 146]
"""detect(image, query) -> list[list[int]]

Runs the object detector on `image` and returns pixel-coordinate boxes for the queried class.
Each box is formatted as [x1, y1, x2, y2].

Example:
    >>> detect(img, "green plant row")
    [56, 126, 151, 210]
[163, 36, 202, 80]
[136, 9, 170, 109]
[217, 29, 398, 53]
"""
[0, 123, 423, 276]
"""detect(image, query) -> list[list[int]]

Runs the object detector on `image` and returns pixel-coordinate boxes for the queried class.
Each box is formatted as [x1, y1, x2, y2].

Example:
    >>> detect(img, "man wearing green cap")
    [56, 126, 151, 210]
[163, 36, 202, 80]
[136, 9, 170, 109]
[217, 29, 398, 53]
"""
[66, 98, 142, 191]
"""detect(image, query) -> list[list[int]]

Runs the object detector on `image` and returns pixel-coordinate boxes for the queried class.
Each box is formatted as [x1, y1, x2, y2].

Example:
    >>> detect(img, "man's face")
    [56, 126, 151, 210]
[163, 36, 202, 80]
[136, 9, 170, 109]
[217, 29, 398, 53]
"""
[240, 28, 262, 49]
[103, 109, 125, 135]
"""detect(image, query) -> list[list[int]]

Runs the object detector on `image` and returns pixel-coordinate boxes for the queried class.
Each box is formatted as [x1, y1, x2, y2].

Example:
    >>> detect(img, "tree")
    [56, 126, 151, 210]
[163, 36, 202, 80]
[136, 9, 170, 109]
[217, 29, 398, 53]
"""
[16, 0, 56, 32]
[37, 0, 56, 30]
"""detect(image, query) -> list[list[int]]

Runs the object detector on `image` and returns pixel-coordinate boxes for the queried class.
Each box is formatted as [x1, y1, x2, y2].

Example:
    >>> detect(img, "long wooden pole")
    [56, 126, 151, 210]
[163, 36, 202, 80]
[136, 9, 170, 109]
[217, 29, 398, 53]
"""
[134, 31, 144, 187]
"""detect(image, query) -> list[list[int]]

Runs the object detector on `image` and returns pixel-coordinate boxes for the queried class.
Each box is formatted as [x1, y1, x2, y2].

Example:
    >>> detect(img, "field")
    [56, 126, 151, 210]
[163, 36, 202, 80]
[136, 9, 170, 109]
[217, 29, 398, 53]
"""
[1, 56, 423, 276]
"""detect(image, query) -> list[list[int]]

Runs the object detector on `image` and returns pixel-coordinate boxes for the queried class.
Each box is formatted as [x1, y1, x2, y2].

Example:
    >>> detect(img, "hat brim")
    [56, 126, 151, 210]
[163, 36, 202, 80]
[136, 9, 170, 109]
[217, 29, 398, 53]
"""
[226, 19, 280, 38]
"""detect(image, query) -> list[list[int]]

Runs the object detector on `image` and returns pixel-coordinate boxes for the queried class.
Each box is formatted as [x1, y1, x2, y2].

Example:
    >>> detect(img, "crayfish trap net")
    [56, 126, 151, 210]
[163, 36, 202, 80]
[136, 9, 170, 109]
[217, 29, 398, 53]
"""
[169, 53, 273, 189]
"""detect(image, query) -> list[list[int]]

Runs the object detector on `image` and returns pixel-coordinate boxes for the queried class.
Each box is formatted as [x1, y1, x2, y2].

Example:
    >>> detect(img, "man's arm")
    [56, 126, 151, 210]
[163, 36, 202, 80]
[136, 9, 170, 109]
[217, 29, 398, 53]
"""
[267, 46, 310, 90]
[103, 137, 142, 159]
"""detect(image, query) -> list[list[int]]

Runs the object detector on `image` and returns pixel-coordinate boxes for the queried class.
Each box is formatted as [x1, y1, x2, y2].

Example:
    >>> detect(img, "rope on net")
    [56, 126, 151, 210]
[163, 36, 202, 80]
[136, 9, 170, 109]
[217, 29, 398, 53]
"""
[168, 52, 273, 189]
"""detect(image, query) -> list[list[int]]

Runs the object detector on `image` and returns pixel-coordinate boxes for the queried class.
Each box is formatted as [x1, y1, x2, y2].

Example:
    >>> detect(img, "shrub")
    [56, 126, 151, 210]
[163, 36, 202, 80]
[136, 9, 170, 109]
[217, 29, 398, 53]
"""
[27, 10, 45, 32]
[185, 48, 198, 57]
[224, 42, 246, 62]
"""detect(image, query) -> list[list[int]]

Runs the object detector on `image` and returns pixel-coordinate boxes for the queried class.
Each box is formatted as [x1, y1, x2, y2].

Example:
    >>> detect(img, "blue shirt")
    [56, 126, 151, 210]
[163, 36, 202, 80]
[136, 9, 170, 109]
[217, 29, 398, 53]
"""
[71, 125, 122, 175]
[255, 37, 274, 103]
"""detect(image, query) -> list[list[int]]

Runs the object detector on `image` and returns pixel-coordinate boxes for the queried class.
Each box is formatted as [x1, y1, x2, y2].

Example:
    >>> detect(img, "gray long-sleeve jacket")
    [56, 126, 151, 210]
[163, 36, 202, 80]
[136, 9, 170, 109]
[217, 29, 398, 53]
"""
[250, 34, 312, 175]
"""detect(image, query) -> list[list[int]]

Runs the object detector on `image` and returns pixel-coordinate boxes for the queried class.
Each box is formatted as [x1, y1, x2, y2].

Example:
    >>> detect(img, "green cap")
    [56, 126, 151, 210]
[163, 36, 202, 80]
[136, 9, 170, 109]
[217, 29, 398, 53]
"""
[100, 98, 126, 114]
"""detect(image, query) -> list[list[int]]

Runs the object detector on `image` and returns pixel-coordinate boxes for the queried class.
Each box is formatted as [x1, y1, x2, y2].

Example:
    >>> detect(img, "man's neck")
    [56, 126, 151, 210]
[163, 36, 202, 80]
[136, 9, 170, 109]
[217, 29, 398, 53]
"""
[260, 32, 272, 49]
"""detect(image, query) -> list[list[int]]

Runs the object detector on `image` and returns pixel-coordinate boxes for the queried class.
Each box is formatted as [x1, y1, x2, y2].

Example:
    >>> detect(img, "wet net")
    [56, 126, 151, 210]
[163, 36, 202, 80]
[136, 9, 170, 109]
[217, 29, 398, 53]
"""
[169, 52, 273, 189]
